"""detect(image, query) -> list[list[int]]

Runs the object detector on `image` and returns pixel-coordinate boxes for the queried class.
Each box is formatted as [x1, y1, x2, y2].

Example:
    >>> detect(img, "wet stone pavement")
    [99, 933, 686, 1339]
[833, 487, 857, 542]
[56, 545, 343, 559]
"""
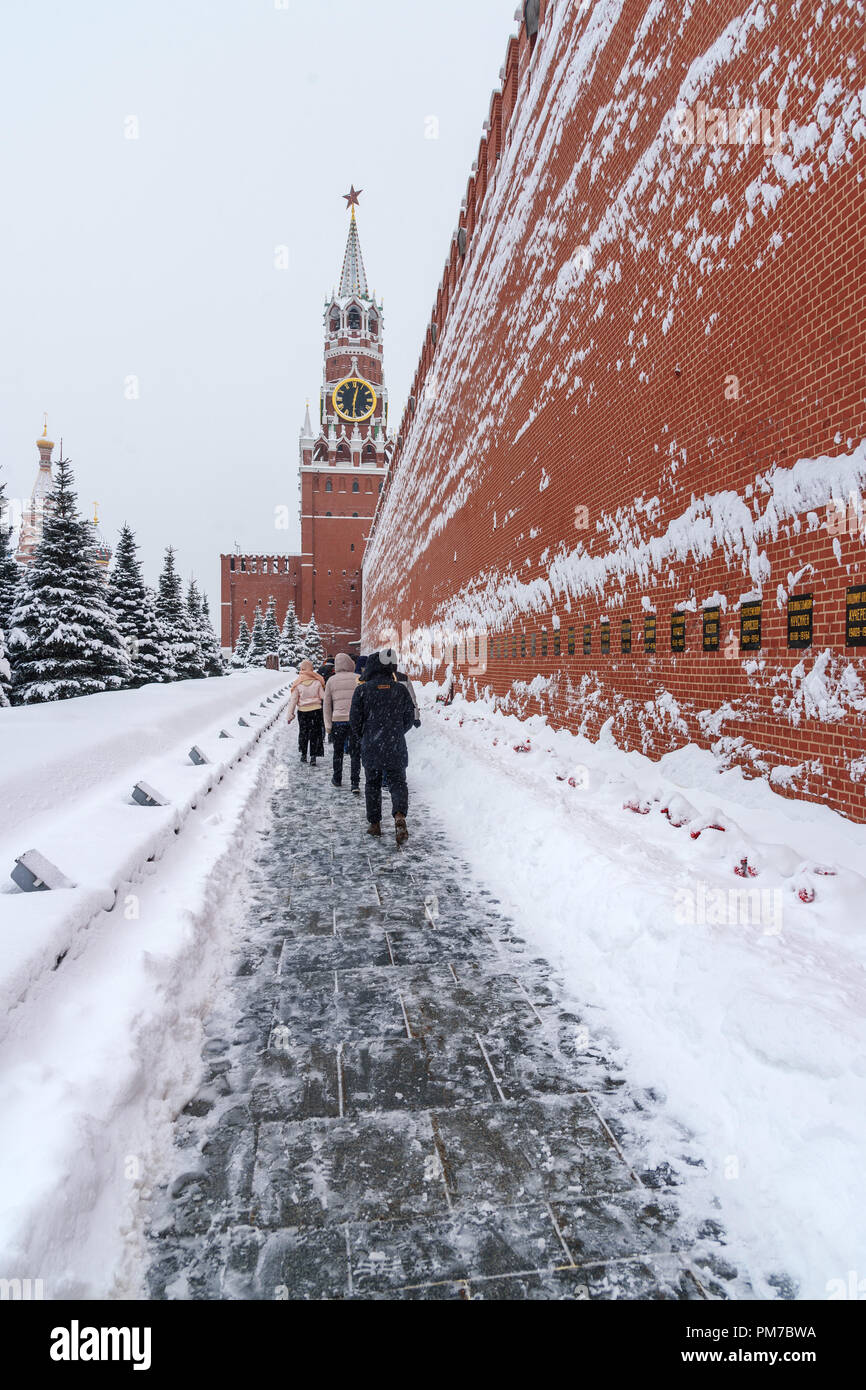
[145, 728, 751, 1301]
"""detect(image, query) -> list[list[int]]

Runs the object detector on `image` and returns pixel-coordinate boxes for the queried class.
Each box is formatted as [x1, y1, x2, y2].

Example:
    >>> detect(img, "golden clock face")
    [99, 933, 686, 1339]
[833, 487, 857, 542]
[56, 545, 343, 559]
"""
[333, 376, 377, 422]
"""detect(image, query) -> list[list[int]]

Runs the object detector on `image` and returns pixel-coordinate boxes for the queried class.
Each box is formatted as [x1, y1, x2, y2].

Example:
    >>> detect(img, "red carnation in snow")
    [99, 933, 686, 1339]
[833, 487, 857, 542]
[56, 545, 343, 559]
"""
[734, 858, 759, 879]
[690, 823, 726, 840]
[798, 887, 816, 904]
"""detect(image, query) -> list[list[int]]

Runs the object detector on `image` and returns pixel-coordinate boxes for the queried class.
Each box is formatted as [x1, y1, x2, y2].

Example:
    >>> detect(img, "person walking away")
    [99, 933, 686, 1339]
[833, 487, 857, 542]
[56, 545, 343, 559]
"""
[318, 654, 336, 682]
[350, 648, 416, 844]
[323, 653, 361, 792]
[383, 671, 421, 793]
[287, 660, 326, 766]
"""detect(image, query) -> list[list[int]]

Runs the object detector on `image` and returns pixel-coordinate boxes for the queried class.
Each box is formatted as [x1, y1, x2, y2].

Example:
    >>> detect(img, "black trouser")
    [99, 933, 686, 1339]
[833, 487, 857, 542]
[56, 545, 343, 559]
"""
[297, 709, 324, 759]
[365, 765, 409, 824]
[331, 722, 360, 787]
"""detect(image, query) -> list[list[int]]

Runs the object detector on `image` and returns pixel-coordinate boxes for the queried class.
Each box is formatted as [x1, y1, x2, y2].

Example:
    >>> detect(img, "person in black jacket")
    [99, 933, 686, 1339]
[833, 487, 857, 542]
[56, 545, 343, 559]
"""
[349, 648, 416, 843]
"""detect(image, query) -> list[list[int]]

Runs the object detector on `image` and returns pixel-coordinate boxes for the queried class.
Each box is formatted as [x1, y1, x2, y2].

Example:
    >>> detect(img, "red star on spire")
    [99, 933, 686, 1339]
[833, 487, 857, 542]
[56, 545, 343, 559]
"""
[343, 185, 363, 210]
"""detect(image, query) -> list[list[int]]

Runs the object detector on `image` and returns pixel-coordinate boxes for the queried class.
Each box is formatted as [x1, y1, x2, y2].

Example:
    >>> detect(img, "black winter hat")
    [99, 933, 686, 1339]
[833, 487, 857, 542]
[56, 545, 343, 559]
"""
[364, 648, 398, 681]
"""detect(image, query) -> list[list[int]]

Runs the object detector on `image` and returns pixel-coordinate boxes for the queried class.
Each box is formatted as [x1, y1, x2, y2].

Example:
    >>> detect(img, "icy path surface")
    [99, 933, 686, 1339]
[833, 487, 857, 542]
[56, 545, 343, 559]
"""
[145, 727, 751, 1301]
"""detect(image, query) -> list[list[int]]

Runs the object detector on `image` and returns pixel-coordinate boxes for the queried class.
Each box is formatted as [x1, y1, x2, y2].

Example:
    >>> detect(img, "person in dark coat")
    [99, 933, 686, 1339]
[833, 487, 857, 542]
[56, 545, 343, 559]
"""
[318, 654, 336, 682]
[354, 654, 368, 677]
[349, 648, 416, 843]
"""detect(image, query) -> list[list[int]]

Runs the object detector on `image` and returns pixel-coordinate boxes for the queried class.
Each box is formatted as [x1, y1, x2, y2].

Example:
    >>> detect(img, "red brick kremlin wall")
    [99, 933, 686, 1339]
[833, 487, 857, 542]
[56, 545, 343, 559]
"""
[361, 0, 866, 820]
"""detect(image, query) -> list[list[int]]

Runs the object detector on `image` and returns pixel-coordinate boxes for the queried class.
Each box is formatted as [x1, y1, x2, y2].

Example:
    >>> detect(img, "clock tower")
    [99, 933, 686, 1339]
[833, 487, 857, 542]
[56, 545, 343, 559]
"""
[220, 193, 390, 655]
[298, 191, 392, 650]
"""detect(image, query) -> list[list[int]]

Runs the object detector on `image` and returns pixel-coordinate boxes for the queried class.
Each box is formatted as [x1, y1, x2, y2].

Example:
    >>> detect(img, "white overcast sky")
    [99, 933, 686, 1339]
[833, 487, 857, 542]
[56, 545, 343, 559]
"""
[0, 0, 518, 616]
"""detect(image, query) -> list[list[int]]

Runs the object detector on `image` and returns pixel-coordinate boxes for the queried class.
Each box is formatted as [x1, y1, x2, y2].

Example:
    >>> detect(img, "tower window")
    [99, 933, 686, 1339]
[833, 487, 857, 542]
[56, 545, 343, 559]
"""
[369, 315, 378, 338]
[350, 543, 355, 552]
[325, 511, 332, 517]
[329, 310, 340, 334]
[352, 512, 358, 518]
[352, 481, 359, 493]
[348, 306, 361, 331]
[325, 480, 332, 492]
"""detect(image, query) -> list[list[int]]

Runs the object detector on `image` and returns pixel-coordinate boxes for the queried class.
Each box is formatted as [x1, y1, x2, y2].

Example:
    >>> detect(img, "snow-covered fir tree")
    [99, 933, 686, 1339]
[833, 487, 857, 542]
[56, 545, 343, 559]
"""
[155, 547, 200, 681]
[279, 601, 302, 669]
[108, 524, 164, 687]
[263, 594, 281, 661]
[8, 456, 131, 704]
[0, 467, 20, 634]
[180, 580, 208, 680]
[199, 594, 225, 676]
[303, 614, 324, 666]
[145, 584, 173, 683]
[231, 615, 251, 669]
[246, 602, 267, 668]
[0, 625, 10, 708]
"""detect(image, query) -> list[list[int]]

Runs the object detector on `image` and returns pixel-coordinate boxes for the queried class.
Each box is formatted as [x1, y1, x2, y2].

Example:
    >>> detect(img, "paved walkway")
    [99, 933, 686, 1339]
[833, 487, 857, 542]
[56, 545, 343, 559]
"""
[146, 727, 748, 1301]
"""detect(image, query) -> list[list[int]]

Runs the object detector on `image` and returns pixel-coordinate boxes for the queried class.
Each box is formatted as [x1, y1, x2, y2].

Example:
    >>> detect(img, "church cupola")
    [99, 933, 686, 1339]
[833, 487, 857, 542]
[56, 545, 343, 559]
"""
[16, 416, 56, 567]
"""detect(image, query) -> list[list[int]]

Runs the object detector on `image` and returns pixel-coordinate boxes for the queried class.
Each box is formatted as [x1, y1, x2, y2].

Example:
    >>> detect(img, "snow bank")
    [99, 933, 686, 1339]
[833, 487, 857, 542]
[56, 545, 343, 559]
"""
[0, 674, 292, 1295]
[0, 672, 291, 1035]
[412, 687, 866, 1299]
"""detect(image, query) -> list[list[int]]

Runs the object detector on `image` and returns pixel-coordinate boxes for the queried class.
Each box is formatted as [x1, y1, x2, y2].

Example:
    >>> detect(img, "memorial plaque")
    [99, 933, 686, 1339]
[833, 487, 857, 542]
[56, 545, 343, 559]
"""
[521, 633, 527, 658]
[703, 606, 721, 652]
[583, 623, 592, 655]
[600, 623, 611, 655]
[621, 618, 632, 655]
[740, 600, 762, 651]
[787, 593, 813, 649]
[671, 612, 686, 653]
[568, 626, 575, 656]
[644, 613, 657, 653]
[846, 586, 866, 647]
[511, 634, 517, 659]
[541, 630, 548, 658]
[554, 630, 561, 658]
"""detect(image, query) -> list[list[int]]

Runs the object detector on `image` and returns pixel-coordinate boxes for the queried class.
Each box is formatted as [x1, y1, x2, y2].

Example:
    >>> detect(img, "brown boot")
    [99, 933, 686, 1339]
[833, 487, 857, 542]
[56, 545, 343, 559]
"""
[394, 814, 409, 846]
[367, 822, 382, 837]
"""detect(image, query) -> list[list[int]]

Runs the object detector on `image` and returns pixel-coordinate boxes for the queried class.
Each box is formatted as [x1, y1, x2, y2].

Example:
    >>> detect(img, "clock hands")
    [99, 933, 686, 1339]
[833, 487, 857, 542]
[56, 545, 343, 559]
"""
[333, 377, 375, 421]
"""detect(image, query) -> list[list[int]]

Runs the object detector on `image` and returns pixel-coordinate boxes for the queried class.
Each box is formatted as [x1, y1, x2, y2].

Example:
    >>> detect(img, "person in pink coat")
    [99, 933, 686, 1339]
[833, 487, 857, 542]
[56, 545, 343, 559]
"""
[287, 660, 326, 766]
[323, 653, 361, 792]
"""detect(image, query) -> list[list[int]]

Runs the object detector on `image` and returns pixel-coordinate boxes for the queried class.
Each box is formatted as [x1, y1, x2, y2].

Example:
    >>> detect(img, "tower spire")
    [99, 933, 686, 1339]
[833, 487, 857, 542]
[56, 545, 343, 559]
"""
[339, 188, 369, 299]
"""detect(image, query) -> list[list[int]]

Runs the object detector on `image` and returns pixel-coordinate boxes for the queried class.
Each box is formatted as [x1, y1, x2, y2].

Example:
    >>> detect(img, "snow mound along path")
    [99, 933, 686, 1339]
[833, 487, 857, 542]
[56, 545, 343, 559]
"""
[410, 686, 866, 1300]
[0, 671, 293, 1036]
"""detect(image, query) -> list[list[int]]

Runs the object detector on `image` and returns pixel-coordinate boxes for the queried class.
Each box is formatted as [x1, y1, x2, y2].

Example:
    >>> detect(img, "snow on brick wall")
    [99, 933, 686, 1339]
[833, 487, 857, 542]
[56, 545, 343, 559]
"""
[362, 0, 866, 821]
